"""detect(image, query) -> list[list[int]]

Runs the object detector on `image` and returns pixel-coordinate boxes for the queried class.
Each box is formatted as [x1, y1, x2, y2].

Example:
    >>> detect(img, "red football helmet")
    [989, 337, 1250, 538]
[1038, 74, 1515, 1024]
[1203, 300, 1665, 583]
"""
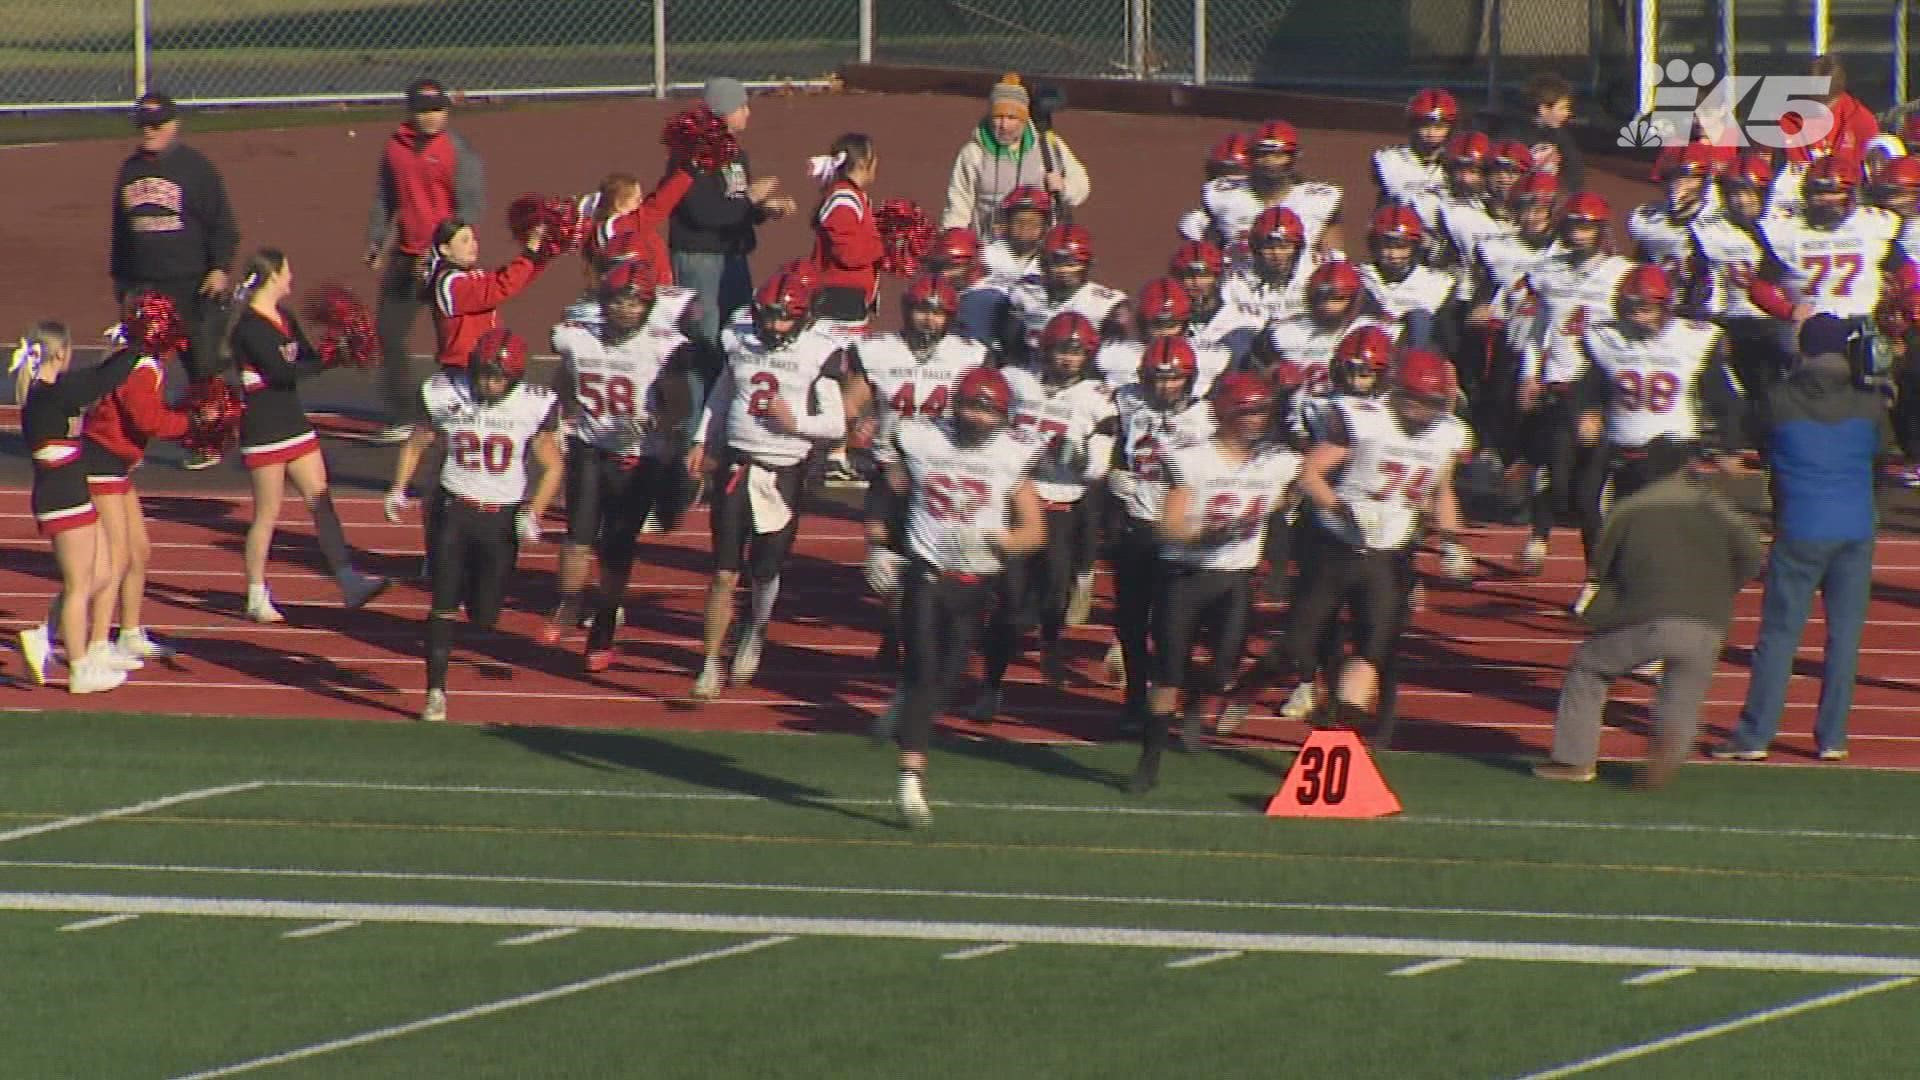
[1445, 131, 1493, 169]
[954, 366, 1013, 417]
[1308, 260, 1363, 302]
[1136, 277, 1192, 326]
[931, 227, 980, 267]
[1805, 155, 1862, 193]
[1207, 132, 1253, 177]
[1719, 152, 1775, 189]
[1662, 142, 1722, 182]
[1491, 140, 1536, 173]
[1211, 371, 1275, 419]
[755, 270, 814, 320]
[1369, 205, 1424, 245]
[773, 258, 819, 295]
[1512, 171, 1561, 205]
[902, 273, 958, 316]
[1394, 349, 1455, 406]
[1618, 264, 1676, 309]
[1562, 191, 1612, 225]
[599, 259, 656, 303]
[1407, 88, 1459, 127]
[1335, 325, 1396, 374]
[1040, 223, 1094, 266]
[1880, 156, 1920, 192]
[1169, 239, 1226, 277]
[469, 327, 528, 401]
[1039, 310, 1100, 353]
[1000, 185, 1056, 218]
[1139, 337, 1200, 383]
[1248, 206, 1305, 249]
[1252, 120, 1299, 155]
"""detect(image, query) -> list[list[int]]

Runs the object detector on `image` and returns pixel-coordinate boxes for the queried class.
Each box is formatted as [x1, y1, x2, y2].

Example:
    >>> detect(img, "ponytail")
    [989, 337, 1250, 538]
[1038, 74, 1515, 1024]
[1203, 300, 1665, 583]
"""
[808, 132, 875, 188]
[216, 248, 287, 373]
[11, 321, 69, 404]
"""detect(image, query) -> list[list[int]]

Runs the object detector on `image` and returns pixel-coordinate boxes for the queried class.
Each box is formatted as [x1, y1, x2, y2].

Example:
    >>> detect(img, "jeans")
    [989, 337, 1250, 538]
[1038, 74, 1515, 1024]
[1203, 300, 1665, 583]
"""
[1730, 536, 1874, 753]
[375, 256, 429, 427]
[671, 249, 752, 366]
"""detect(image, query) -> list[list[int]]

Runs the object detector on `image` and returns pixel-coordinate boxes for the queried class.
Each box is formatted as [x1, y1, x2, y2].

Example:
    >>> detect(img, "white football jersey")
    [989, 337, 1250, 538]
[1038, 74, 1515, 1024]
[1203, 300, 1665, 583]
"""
[979, 240, 1042, 287]
[1359, 264, 1455, 350]
[1434, 194, 1501, 295]
[854, 332, 982, 461]
[1770, 161, 1808, 218]
[423, 373, 558, 507]
[1111, 382, 1217, 524]
[1008, 280, 1128, 352]
[1185, 177, 1344, 262]
[1523, 251, 1634, 385]
[552, 321, 687, 457]
[1317, 397, 1470, 551]
[1372, 145, 1446, 218]
[705, 327, 847, 466]
[1210, 262, 1314, 362]
[1260, 314, 1396, 398]
[1161, 438, 1302, 571]
[1689, 210, 1775, 320]
[1759, 207, 1900, 320]
[1584, 318, 1724, 448]
[1001, 366, 1117, 504]
[895, 417, 1042, 576]
[1472, 230, 1556, 350]
[1627, 201, 1705, 276]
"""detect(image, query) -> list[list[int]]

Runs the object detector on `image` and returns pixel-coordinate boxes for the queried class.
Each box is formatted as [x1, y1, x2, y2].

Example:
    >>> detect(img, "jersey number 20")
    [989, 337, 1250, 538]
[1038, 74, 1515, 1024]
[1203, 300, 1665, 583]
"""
[450, 431, 515, 475]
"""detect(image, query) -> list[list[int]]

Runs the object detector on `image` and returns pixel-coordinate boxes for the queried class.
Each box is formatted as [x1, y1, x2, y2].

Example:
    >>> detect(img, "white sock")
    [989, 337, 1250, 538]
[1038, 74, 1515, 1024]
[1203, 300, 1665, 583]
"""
[749, 576, 780, 632]
[117, 626, 144, 645]
[249, 581, 270, 604]
[701, 655, 724, 679]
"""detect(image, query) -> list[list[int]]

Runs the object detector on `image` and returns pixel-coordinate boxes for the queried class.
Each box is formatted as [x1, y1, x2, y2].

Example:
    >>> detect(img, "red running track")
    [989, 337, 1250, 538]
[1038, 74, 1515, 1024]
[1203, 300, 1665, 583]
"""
[2, 489, 1917, 769]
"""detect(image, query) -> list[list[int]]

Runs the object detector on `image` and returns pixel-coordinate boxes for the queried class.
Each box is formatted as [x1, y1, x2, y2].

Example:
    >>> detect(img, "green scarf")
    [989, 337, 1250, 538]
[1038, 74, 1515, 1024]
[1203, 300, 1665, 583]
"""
[975, 120, 1036, 160]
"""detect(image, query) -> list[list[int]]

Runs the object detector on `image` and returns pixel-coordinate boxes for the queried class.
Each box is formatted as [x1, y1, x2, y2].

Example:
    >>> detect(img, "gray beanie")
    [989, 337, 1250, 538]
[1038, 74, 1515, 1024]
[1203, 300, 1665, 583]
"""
[704, 77, 748, 117]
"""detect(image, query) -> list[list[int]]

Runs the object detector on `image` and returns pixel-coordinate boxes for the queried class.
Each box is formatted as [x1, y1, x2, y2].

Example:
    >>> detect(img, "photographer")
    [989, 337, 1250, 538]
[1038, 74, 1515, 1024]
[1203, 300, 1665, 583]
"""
[942, 74, 1089, 236]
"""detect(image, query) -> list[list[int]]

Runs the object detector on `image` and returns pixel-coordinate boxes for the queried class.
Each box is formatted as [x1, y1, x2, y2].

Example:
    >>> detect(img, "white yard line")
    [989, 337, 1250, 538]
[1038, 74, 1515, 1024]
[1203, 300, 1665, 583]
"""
[282, 920, 359, 939]
[498, 927, 579, 947]
[1166, 950, 1243, 970]
[1622, 967, 1695, 987]
[4, 892, 1920, 977]
[58, 913, 140, 932]
[942, 942, 1018, 961]
[169, 935, 793, 1079]
[1390, 957, 1466, 977]
[1514, 976, 1918, 1078]
[6, 857, 1920, 937]
[0, 782, 266, 845]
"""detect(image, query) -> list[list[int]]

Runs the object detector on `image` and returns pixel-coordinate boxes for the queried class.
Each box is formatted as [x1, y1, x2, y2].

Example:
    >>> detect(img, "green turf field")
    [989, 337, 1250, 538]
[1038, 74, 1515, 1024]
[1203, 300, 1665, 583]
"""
[0, 712, 1915, 1077]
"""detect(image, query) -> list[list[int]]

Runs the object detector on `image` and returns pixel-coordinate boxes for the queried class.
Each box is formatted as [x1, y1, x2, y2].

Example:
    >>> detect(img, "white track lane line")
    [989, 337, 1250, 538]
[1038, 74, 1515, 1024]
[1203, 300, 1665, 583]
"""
[281, 920, 359, 939]
[1165, 950, 1243, 969]
[1513, 976, 1918, 1078]
[1622, 967, 1695, 987]
[169, 935, 793, 1079]
[1390, 957, 1466, 977]
[58, 913, 140, 932]
[942, 942, 1018, 961]
[497, 927, 579, 947]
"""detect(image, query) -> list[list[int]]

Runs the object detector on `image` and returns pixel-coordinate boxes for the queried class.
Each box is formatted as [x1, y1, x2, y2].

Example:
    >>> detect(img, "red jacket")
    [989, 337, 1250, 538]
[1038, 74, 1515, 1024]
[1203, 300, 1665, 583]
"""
[431, 255, 544, 368]
[83, 355, 188, 465]
[372, 123, 470, 257]
[587, 169, 693, 288]
[1782, 94, 1880, 166]
[809, 179, 884, 302]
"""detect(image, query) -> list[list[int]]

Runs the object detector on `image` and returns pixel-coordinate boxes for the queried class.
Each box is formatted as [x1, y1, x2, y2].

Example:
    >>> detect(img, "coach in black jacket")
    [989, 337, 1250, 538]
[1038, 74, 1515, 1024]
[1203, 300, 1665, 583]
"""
[110, 93, 238, 466]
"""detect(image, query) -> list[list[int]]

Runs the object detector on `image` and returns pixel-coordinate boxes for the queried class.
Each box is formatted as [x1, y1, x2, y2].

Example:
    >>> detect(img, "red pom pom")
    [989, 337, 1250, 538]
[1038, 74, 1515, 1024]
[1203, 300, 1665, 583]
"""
[875, 199, 934, 277]
[123, 292, 189, 356]
[301, 283, 383, 370]
[507, 193, 586, 260]
[178, 378, 245, 456]
[661, 107, 740, 172]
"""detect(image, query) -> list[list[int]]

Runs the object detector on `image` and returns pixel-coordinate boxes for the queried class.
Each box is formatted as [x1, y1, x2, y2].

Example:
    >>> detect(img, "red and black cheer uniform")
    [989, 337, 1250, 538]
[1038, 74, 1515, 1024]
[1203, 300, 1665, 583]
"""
[82, 351, 190, 494]
[232, 307, 323, 469]
[24, 351, 140, 535]
[809, 178, 884, 323]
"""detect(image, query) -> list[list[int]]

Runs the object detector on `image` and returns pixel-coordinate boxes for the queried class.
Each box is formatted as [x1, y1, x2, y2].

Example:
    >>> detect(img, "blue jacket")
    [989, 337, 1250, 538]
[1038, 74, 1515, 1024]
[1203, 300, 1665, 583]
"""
[1760, 352, 1885, 541]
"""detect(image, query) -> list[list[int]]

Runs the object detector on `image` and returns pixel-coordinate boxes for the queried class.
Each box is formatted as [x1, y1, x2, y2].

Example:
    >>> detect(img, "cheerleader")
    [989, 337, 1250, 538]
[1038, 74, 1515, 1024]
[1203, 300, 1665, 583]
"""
[221, 249, 389, 622]
[14, 324, 139, 692]
[80, 293, 196, 663]
[806, 133, 885, 332]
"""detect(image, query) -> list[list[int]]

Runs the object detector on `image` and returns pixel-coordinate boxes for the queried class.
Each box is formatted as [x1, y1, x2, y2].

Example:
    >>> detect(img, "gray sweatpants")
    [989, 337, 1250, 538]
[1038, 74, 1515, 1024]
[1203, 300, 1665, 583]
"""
[1550, 616, 1725, 772]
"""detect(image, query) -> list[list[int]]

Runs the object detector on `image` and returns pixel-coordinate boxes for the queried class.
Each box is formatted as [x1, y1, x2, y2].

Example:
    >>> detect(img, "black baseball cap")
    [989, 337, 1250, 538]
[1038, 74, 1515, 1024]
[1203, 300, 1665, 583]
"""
[133, 92, 177, 128]
[406, 79, 452, 113]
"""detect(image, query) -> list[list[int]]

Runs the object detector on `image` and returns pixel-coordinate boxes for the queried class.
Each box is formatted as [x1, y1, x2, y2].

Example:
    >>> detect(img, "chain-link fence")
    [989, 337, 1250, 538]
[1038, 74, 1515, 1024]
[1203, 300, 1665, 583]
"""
[0, 0, 1911, 121]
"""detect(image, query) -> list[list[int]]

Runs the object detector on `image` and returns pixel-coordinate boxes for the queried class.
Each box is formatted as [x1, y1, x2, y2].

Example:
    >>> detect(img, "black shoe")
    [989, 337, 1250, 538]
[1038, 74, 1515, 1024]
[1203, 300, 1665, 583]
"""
[1127, 746, 1161, 795]
[1179, 699, 1206, 753]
